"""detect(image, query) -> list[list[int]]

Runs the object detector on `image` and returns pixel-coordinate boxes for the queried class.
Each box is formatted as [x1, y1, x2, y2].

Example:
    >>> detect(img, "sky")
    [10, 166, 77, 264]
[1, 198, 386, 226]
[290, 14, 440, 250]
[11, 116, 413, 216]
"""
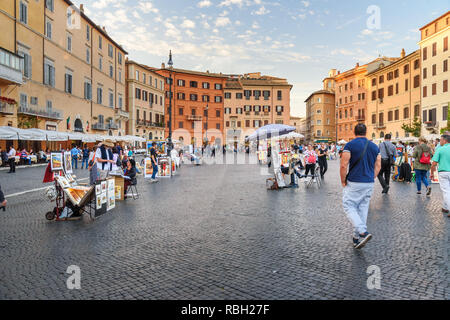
[71, 0, 449, 117]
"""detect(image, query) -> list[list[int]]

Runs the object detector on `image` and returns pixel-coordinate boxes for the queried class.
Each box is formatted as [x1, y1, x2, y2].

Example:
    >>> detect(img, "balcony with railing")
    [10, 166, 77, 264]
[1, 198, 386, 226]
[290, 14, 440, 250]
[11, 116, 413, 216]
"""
[136, 119, 165, 128]
[424, 121, 437, 130]
[18, 104, 63, 120]
[0, 47, 23, 85]
[92, 122, 107, 131]
[355, 115, 365, 122]
[114, 108, 129, 120]
[187, 115, 202, 121]
[0, 97, 16, 115]
[375, 122, 386, 129]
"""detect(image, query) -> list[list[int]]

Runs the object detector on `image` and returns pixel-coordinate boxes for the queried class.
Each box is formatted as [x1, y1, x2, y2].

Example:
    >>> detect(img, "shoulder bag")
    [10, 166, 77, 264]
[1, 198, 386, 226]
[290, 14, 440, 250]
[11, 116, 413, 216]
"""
[345, 140, 369, 183]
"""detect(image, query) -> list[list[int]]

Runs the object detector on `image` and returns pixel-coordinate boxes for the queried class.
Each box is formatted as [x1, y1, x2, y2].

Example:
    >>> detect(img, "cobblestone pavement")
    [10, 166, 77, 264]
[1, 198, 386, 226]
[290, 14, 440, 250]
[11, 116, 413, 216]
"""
[0, 156, 448, 300]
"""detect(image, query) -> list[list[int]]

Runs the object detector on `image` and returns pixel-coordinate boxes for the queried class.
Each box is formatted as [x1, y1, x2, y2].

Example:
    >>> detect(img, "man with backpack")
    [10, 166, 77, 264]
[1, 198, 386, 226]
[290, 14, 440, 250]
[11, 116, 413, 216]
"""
[378, 134, 397, 194]
[340, 124, 381, 249]
[430, 134, 450, 217]
[412, 137, 432, 196]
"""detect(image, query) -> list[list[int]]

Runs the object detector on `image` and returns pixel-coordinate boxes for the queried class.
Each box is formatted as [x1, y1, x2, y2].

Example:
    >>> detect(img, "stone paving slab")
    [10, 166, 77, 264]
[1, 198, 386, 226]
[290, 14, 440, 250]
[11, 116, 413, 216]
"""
[0, 158, 448, 300]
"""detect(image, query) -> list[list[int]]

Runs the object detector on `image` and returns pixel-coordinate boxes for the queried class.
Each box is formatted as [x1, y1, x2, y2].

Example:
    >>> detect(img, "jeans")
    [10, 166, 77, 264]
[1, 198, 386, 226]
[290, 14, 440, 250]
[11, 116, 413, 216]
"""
[438, 172, 450, 210]
[81, 157, 88, 169]
[151, 162, 158, 179]
[377, 159, 391, 189]
[72, 157, 78, 169]
[342, 181, 374, 237]
[415, 169, 429, 191]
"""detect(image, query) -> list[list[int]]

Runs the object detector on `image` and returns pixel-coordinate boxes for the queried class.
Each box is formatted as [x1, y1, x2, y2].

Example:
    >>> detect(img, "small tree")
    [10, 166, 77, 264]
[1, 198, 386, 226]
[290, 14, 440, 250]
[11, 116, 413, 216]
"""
[402, 117, 421, 137]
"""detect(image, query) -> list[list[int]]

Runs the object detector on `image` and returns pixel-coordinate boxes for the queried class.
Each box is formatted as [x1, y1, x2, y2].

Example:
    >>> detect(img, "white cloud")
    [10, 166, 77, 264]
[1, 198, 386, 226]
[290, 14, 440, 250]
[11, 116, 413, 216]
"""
[298, 14, 306, 19]
[197, 0, 212, 8]
[138, 1, 159, 14]
[181, 19, 196, 29]
[215, 16, 231, 27]
[252, 6, 270, 15]
[235, 20, 241, 25]
[331, 49, 353, 56]
[219, 0, 244, 7]
[301, 1, 310, 7]
[252, 22, 260, 29]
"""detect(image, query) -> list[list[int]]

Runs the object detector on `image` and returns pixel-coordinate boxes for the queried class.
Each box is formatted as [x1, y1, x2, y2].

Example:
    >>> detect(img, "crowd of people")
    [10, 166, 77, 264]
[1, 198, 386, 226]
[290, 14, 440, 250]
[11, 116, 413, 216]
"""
[339, 124, 450, 250]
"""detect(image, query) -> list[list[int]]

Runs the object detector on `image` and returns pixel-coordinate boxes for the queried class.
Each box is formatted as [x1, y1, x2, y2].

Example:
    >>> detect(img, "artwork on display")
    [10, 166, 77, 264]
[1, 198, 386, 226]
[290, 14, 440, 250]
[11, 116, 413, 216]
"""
[65, 173, 75, 183]
[158, 157, 171, 178]
[96, 195, 102, 210]
[107, 194, 115, 211]
[101, 192, 107, 204]
[55, 175, 71, 189]
[64, 186, 94, 207]
[101, 181, 107, 193]
[64, 152, 73, 174]
[95, 184, 102, 195]
[115, 186, 122, 200]
[144, 158, 153, 178]
[50, 153, 63, 171]
[107, 179, 115, 193]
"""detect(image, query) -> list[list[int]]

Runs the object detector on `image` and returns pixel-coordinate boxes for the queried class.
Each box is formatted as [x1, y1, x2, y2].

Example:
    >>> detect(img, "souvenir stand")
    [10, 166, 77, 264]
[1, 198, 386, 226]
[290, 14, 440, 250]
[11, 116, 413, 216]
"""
[257, 140, 269, 164]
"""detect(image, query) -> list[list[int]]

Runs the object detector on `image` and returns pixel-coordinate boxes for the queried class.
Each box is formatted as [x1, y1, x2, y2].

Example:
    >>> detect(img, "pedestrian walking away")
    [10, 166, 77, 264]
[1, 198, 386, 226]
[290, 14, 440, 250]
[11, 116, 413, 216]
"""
[340, 124, 381, 249]
[412, 137, 432, 196]
[317, 143, 328, 178]
[150, 142, 159, 182]
[377, 134, 397, 194]
[7, 145, 16, 173]
[430, 134, 450, 217]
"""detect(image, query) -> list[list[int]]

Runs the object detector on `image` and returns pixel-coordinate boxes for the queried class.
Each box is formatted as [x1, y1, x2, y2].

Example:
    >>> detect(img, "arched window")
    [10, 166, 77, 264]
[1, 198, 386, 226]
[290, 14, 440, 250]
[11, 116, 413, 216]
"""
[380, 131, 384, 138]
[372, 133, 376, 139]
[149, 132, 153, 140]
[74, 118, 83, 132]
[108, 130, 113, 136]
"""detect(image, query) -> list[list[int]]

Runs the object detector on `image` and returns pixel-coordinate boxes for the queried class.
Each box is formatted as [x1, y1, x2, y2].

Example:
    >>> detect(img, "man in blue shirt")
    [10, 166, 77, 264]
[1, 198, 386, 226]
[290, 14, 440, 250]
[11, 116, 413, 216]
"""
[340, 124, 381, 249]
[81, 145, 90, 169]
[70, 144, 79, 170]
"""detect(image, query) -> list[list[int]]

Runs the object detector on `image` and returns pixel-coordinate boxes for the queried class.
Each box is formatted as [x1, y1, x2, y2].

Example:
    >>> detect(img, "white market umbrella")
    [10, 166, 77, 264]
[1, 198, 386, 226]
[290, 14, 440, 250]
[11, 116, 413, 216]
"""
[338, 139, 347, 144]
[246, 124, 296, 141]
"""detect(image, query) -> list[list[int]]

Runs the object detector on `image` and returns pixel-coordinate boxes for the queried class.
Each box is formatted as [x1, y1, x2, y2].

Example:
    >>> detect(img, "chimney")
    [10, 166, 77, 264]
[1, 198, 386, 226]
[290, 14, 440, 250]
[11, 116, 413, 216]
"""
[337, 71, 340, 75]
[102, 26, 107, 33]
[356, 62, 359, 67]
[400, 48, 406, 58]
[80, 4, 84, 13]
[161, 62, 165, 69]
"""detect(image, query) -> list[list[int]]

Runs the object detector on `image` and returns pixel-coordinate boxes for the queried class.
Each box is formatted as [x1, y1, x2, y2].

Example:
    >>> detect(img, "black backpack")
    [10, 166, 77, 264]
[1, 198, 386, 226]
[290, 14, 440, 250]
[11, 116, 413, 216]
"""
[399, 162, 412, 182]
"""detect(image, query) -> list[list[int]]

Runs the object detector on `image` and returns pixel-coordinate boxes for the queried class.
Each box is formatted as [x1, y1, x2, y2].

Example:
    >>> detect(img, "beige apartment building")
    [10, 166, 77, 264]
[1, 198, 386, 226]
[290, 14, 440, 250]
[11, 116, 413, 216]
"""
[0, 0, 127, 147]
[419, 11, 450, 135]
[224, 73, 292, 146]
[290, 116, 304, 134]
[366, 49, 421, 141]
[304, 90, 335, 143]
[126, 60, 165, 141]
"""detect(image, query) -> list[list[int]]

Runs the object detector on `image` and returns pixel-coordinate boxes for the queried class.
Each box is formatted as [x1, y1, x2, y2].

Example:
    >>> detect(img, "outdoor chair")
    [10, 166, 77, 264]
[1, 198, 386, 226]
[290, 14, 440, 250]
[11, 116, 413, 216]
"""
[127, 178, 140, 200]
[305, 165, 322, 189]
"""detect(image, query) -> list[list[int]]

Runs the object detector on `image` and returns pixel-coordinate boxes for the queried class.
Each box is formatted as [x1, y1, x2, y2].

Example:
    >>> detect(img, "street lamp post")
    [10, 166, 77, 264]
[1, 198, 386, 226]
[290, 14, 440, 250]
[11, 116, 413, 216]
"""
[335, 104, 338, 143]
[205, 103, 209, 144]
[167, 50, 173, 155]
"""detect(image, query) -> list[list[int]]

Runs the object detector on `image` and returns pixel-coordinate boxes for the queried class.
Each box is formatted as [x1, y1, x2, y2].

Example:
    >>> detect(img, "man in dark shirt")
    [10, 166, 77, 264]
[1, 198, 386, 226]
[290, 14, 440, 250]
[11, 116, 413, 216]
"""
[150, 142, 159, 182]
[377, 134, 397, 194]
[317, 143, 328, 178]
[340, 124, 381, 249]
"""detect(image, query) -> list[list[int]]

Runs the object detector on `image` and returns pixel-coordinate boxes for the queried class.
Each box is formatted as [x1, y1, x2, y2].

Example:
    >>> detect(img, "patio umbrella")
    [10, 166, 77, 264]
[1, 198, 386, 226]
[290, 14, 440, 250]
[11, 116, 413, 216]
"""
[246, 124, 296, 141]
[338, 139, 347, 145]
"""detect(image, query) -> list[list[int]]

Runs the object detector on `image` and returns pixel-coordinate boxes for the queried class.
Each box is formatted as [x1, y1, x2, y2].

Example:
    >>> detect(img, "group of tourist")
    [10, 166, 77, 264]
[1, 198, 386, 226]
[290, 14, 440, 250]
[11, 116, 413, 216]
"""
[339, 124, 450, 250]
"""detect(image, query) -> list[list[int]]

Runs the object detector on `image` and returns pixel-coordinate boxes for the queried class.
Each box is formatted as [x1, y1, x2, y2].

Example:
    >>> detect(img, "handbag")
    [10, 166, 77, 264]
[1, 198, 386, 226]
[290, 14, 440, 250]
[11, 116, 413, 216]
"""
[345, 140, 369, 183]
[383, 142, 395, 165]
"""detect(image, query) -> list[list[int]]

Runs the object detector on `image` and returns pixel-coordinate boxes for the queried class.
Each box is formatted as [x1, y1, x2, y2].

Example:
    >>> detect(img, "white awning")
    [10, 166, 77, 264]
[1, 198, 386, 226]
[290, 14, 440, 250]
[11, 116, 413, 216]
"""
[0, 126, 19, 140]
[68, 132, 85, 141]
[10, 127, 46, 141]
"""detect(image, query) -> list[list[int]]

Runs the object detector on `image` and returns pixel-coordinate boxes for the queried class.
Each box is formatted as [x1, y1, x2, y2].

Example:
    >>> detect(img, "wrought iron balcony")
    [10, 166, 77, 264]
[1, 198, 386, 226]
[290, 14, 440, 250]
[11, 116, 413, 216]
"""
[106, 122, 118, 130]
[375, 123, 386, 129]
[187, 115, 202, 121]
[92, 122, 107, 131]
[425, 121, 437, 130]
[18, 104, 63, 120]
